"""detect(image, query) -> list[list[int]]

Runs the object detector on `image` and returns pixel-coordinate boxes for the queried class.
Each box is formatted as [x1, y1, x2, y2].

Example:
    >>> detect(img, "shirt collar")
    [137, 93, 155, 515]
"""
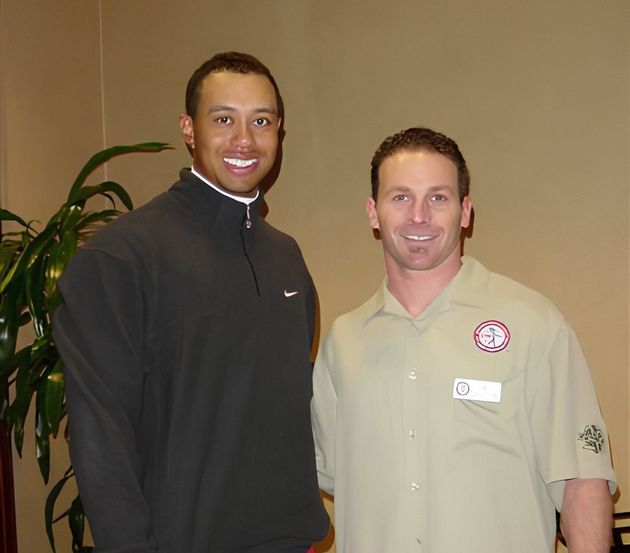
[361, 256, 491, 325]
[191, 166, 259, 206]
[448, 256, 491, 308]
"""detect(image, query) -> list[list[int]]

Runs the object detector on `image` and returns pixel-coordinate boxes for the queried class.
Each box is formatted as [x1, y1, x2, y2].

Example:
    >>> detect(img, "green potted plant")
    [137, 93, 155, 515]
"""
[0, 142, 172, 552]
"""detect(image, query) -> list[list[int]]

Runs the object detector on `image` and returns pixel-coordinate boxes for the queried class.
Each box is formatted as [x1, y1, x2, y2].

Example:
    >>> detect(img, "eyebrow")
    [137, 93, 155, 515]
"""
[208, 105, 279, 116]
[387, 184, 453, 194]
[426, 185, 453, 193]
[388, 185, 412, 193]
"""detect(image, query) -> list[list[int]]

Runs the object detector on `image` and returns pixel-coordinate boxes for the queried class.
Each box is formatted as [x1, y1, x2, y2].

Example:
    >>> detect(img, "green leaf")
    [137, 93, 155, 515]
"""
[0, 375, 9, 421]
[67, 181, 133, 211]
[0, 245, 20, 283]
[45, 203, 83, 229]
[0, 285, 21, 364]
[75, 210, 123, 241]
[58, 204, 85, 236]
[68, 494, 87, 552]
[24, 252, 48, 337]
[33, 355, 64, 483]
[76, 209, 121, 229]
[40, 358, 65, 437]
[68, 142, 172, 200]
[0, 347, 28, 424]
[0, 223, 57, 294]
[0, 345, 29, 380]
[44, 231, 78, 315]
[45, 468, 74, 553]
[9, 345, 36, 455]
[8, 335, 50, 454]
[29, 337, 55, 387]
[11, 400, 25, 455]
[35, 406, 51, 483]
[18, 310, 31, 326]
[0, 208, 30, 228]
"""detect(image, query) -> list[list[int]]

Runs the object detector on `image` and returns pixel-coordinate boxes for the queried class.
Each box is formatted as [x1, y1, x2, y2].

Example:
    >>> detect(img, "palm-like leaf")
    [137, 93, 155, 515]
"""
[67, 142, 171, 200]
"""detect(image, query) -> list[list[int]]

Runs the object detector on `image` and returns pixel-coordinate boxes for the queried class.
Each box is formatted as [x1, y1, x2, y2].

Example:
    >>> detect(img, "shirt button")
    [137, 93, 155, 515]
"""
[409, 428, 416, 439]
[410, 482, 420, 491]
[409, 370, 417, 380]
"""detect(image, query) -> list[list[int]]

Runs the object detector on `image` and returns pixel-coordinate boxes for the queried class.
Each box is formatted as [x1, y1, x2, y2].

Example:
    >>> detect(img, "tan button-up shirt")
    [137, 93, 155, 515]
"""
[312, 256, 615, 553]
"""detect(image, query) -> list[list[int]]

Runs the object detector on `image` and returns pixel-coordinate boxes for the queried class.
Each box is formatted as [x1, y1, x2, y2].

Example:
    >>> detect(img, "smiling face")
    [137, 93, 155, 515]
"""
[179, 71, 281, 197]
[366, 149, 472, 278]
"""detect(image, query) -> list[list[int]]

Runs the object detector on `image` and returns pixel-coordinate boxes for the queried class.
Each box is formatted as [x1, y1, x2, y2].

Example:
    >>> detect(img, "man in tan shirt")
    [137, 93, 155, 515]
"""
[311, 127, 615, 553]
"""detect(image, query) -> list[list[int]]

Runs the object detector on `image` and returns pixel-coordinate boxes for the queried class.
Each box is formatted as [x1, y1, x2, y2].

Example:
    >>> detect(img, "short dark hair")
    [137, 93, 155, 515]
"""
[185, 51, 284, 120]
[370, 127, 470, 201]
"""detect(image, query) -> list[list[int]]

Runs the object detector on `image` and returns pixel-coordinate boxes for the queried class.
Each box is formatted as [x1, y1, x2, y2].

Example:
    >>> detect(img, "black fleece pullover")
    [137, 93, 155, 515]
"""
[53, 169, 329, 553]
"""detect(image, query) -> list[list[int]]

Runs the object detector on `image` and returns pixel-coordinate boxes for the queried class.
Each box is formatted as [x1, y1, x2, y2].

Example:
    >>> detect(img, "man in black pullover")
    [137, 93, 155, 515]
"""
[53, 52, 329, 553]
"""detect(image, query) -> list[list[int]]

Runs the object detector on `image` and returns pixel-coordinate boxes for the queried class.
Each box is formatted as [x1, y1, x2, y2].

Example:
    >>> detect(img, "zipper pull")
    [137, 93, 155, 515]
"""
[244, 204, 252, 229]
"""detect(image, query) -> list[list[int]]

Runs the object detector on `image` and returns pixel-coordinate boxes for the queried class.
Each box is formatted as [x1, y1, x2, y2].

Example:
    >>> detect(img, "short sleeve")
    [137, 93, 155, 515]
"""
[527, 320, 616, 509]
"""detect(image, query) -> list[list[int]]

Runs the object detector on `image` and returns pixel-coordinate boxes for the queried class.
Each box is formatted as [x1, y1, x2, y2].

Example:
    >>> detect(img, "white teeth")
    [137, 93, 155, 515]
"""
[404, 234, 433, 241]
[224, 157, 256, 168]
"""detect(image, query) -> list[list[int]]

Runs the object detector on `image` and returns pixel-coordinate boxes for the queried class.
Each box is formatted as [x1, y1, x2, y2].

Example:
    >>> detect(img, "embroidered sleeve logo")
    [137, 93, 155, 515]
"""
[577, 424, 605, 453]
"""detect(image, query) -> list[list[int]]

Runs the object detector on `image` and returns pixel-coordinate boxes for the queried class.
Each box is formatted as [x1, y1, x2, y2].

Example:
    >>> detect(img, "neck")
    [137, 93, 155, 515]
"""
[385, 255, 462, 318]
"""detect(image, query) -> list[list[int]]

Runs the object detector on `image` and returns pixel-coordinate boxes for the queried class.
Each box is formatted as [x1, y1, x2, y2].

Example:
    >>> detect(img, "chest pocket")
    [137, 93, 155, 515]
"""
[450, 372, 522, 454]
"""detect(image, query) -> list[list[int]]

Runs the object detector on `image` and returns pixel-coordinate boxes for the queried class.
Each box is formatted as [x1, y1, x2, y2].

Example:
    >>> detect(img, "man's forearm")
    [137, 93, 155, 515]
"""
[560, 478, 612, 553]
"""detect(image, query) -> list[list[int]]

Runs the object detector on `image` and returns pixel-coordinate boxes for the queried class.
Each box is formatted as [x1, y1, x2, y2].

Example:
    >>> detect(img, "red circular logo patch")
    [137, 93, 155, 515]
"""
[473, 320, 510, 353]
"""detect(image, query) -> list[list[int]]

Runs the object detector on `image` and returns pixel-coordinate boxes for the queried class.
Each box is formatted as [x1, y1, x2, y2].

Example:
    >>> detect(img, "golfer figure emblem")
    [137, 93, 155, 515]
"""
[474, 320, 510, 353]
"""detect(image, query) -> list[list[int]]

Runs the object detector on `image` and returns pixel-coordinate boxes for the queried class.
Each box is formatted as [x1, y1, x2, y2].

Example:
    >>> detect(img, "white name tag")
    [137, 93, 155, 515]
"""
[453, 378, 502, 403]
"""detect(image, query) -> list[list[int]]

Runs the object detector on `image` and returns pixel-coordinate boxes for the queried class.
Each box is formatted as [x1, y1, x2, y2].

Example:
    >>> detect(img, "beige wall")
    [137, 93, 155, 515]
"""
[2, 0, 629, 551]
[2, 1, 104, 552]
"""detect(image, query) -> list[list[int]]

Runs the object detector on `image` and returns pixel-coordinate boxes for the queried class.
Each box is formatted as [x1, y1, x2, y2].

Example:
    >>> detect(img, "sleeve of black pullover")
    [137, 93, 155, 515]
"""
[306, 282, 319, 361]
[53, 248, 157, 553]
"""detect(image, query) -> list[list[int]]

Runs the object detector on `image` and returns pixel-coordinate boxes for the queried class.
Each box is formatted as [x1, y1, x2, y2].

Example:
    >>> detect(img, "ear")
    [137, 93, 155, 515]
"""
[179, 114, 195, 149]
[365, 197, 379, 230]
[277, 117, 286, 144]
[460, 196, 473, 229]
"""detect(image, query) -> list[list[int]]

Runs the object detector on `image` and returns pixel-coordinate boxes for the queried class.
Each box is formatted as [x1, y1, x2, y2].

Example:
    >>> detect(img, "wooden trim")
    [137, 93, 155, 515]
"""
[0, 7, 17, 534]
[0, 413, 17, 553]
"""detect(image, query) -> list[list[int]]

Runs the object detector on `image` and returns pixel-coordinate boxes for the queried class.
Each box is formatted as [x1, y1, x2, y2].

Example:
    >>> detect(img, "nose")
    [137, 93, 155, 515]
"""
[232, 120, 253, 148]
[411, 198, 430, 223]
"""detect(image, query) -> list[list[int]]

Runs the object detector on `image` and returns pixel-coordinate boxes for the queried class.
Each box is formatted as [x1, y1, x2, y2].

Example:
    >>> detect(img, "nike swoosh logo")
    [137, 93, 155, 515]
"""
[284, 289, 299, 298]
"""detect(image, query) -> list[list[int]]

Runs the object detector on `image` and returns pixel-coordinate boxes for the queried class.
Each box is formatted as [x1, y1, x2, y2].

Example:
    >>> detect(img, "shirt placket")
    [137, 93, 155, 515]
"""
[403, 320, 427, 551]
